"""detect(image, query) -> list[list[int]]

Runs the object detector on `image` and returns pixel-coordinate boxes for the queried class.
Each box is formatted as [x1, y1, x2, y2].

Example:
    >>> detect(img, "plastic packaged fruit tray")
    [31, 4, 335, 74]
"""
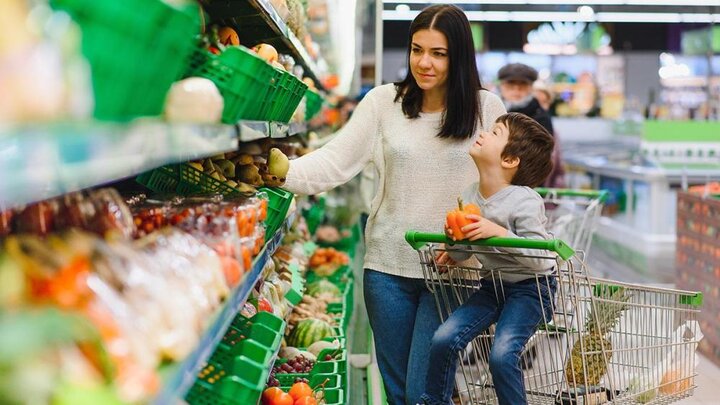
[196, 46, 276, 123]
[50, 0, 199, 121]
[136, 164, 243, 197]
[186, 357, 267, 405]
[258, 187, 293, 241]
[305, 88, 324, 120]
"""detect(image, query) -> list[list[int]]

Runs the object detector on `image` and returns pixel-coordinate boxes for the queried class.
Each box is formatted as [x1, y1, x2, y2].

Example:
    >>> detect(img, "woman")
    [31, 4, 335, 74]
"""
[283, 5, 505, 404]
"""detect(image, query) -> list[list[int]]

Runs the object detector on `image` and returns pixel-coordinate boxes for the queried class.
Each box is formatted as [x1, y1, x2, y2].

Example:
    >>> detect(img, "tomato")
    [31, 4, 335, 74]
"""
[288, 382, 312, 400]
[262, 387, 283, 404]
[269, 392, 294, 405]
[294, 396, 317, 405]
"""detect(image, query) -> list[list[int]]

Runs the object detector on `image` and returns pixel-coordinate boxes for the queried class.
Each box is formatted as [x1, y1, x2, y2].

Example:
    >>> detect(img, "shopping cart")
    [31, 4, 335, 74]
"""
[405, 231, 704, 405]
[535, 188, 609, 256]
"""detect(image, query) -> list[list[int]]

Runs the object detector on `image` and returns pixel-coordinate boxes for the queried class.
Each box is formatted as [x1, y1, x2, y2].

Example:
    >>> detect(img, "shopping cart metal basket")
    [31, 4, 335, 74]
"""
[405, 231, 704, 405]
[535, 188, 608, 256]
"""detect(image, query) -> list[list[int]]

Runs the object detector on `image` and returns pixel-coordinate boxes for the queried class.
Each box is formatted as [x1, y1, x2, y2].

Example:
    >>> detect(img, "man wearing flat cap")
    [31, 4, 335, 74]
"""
[497, 63, 564, 188]
[497, 63, 554, 134]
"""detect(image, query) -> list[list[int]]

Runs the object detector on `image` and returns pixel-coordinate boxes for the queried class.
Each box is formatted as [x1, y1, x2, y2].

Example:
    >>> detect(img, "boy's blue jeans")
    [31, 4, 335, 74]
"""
[421, 276, 556, 405]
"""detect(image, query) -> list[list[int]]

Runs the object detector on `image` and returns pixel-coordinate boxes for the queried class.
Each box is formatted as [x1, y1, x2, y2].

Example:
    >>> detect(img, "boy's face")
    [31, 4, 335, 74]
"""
[470, 122, 510, 166]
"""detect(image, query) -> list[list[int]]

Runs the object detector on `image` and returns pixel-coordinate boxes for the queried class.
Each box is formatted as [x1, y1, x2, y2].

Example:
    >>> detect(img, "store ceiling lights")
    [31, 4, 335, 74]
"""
[384, 9, 720, 23]
[383, 0, 720, 5]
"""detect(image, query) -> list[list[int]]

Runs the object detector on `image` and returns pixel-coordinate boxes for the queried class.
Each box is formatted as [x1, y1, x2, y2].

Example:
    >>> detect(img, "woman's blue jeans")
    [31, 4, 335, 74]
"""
[364, 268, 443, 405]
[421, 276, 556, 405]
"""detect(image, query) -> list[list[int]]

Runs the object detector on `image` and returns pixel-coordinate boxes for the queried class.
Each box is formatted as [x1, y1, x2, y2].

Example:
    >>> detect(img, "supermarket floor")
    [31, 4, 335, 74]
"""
[348, 242, 720, 404]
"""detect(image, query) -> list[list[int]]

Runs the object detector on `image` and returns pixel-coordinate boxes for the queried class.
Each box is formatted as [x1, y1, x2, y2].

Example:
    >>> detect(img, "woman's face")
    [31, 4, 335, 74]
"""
[409, 29, 449, 93]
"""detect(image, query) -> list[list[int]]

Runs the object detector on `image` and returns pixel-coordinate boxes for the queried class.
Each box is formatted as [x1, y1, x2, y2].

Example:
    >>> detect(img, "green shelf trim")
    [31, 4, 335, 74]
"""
[644, 121, 720, 143]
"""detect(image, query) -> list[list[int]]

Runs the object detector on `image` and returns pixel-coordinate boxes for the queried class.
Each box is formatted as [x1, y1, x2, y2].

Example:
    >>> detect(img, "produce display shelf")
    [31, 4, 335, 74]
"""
[204, 0, 326, 93]
[152, 214, 290, 404]
[238, 120, 308, 142]
[251, 0, 324, 91]
[0, 122, 238, 209]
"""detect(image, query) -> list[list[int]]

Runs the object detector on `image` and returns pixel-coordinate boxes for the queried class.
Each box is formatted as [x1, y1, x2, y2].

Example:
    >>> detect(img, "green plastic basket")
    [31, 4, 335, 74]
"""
[186, 357, 267, 405]
[136, 164, 242, 197]
[258, 187, 294, 241]
[196, 46, 276, 123]
[305, 89, 324, 120]
[183, 45, 215, 78]
[319, 389, 345, 405]
[51, 0, 200, 121]
[267, 70, 309, 122]
[211, 338, 273, 370]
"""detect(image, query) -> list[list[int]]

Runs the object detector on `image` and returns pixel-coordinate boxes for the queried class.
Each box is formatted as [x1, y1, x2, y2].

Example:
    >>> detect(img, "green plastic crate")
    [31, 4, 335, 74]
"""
[136, 164, 242, 196]
[186, 357, 267, 405]
[319, 389, 345, 405]
[268, 70, 308, 122]
[51, 0, 200, 121]
[211, 338, 272, 370]
[258, 187, 294, 241]
[196, 46, 276, 123]
[305, 89, 324, 120]
[183, 45, 215, 78]
[275, 361, 339, 387]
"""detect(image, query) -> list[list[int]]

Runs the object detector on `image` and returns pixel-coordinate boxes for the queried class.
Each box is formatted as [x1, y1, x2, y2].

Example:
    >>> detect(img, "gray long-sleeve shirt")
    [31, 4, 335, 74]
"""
[447, 182, 556, 282]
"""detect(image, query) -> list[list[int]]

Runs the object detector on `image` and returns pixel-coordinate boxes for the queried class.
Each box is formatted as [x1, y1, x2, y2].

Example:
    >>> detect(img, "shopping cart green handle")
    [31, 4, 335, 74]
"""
[404, 231, 575, 261]
[534, 187, 610, 203]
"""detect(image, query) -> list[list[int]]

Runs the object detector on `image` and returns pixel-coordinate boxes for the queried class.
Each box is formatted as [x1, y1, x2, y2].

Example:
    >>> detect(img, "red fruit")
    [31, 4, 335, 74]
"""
[262, 387, 283, 404]
[288, 382, 312, 400]
[208, 46, 221, 55]
[269, 392, 294, 405]
[294, 396, 317, 405]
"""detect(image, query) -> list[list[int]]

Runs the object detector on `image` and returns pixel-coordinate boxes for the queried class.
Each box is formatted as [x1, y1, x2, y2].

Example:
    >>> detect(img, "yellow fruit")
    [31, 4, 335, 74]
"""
[267, 148, 289, 178]
[252, 43, 278, 64]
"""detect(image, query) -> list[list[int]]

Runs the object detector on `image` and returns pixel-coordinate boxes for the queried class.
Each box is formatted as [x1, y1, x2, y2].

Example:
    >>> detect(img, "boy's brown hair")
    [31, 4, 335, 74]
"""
[497, 112, 554, 188]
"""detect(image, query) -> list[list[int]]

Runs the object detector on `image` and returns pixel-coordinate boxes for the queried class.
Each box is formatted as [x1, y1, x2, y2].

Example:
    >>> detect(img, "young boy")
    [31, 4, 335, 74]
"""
[421, 112, 556, 405]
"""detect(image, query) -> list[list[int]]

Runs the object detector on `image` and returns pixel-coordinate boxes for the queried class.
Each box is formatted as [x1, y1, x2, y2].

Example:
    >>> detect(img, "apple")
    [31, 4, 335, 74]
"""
[253, 43, 279, 64]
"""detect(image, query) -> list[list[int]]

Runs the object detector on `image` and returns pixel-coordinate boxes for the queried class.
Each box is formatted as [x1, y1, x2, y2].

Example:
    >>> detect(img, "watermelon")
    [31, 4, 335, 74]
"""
[287, 319, 334, 348]
[306, 280, 341, 298]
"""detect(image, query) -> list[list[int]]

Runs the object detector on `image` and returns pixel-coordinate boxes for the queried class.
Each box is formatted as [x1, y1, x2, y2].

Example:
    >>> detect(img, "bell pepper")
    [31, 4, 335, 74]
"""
[446, 197, 482, 240]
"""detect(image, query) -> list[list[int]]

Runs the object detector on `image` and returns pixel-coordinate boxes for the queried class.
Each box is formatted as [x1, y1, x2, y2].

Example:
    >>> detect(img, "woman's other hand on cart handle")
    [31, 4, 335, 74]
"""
[462, 215, 508, 241]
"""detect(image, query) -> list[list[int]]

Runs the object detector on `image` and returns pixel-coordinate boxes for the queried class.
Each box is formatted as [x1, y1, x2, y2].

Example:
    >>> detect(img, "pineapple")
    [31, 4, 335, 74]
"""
[565, 285, 630, 387]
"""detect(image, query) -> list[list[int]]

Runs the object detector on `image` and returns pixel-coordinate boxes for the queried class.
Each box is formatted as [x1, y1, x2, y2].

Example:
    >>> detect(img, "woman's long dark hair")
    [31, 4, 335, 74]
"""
[394, 4, 482, 139]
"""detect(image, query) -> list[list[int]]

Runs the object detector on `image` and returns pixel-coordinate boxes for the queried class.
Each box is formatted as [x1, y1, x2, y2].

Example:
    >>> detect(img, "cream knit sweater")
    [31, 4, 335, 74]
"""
[284, 84, 506, 279]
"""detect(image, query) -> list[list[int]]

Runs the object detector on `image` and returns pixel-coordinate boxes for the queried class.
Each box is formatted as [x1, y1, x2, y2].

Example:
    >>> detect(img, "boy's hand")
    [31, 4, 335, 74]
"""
[460, 215, 508, 241]
[444, 221, 456, 240]
[434, 246, 456, 273]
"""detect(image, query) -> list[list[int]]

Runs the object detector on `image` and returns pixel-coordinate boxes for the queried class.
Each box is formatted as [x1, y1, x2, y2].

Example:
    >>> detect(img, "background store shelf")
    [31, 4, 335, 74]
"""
[0, 122, 238, 209]
[153, 212, 293, 404]
[203, 0, 326, 92]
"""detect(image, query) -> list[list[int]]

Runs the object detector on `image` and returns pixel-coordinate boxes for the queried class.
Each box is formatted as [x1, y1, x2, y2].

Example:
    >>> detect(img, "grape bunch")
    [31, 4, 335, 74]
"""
[266, 355, 315, 387]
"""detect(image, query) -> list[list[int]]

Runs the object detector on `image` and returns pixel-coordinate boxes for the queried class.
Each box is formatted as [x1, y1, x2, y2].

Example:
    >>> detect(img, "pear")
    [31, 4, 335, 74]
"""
[236, 182, 258, 194]
[267, 148, 289, 178]
[231, 154, 254, 166]
[215, 159, 236, 179]
[236, 164, 263, 186]
[238, 143, 262, 155]
[202, 159, 214, 172]
[187, 162, 203, 172]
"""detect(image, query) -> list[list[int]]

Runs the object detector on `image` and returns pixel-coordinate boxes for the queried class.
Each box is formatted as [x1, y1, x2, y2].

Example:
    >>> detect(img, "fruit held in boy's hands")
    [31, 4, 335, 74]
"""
[446, 197, 481, 240]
